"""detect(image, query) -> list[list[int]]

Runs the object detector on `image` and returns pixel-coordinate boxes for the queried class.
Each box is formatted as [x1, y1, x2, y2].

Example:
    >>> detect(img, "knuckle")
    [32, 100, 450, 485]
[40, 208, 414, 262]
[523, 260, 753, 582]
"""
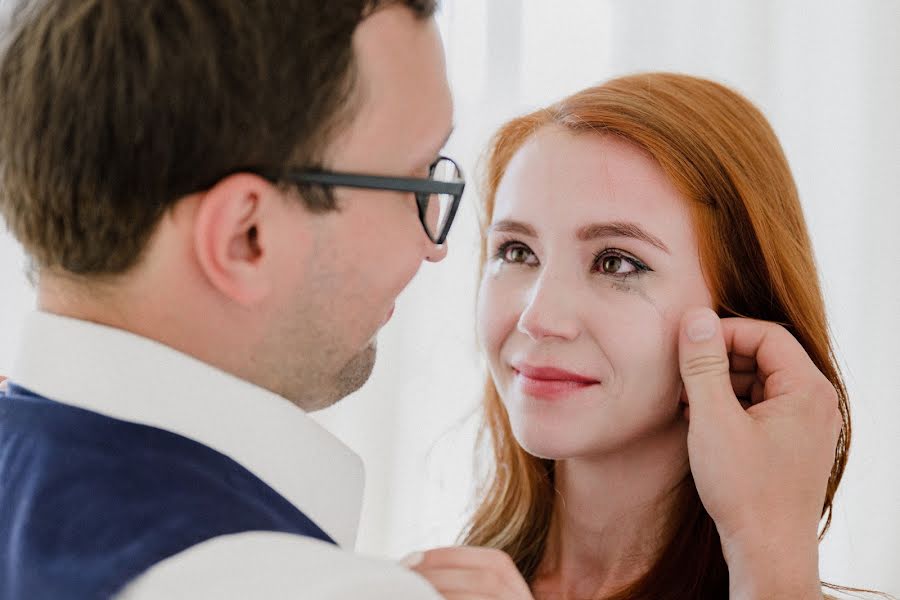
[829, 401, 844, 433]
[484, 549, 517, 577]
[490, 548, 513, 568]
[813, 379, 840, 412]
[824, 383, 840, 408]
[769, 322, 789, 336]
[766, 321, 794, 343]
[805, 378, 843, 440]
[832, 410, 844, 441]
[475, 568, 502, 591]
[682, 354, 729, 377]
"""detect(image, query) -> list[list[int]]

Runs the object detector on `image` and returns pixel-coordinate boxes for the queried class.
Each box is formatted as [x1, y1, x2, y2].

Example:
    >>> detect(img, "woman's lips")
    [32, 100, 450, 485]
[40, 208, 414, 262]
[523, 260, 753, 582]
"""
[512, 364, 601, 400]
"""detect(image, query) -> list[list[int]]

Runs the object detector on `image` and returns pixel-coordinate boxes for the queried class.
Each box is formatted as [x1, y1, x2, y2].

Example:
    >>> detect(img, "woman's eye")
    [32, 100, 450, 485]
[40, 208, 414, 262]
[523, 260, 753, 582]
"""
[494, 241, 536, 265]
[593, 250, 647, 277]
[599, 254, 633, 274]
[505, 246, 532, 263]
[503, 246, 531, 262]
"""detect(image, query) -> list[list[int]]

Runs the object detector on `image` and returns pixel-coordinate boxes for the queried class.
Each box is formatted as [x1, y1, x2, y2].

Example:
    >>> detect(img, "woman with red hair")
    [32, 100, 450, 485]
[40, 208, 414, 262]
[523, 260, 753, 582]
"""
[409, 73, 880, 599]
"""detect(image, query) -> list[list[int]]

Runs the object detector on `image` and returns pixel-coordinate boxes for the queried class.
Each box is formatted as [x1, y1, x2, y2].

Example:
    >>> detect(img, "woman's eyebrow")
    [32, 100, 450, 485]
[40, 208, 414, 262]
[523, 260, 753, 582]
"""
[576, 222, 670, 253]
[488, 219, 536, 237]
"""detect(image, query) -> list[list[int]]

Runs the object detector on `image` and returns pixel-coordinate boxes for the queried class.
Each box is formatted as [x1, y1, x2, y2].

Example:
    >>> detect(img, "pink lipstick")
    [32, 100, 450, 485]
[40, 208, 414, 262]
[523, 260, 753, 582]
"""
[512, 364, 600, 400]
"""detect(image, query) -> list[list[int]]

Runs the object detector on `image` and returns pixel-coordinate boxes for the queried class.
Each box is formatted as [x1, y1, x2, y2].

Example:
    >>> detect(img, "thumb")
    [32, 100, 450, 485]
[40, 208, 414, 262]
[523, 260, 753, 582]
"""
[679, 307, 742, 422]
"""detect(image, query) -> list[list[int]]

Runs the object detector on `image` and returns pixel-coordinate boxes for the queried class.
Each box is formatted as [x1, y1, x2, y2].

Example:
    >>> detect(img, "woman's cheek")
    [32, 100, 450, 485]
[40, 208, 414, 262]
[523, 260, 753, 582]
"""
[476, 272, 515, 359]
[587, 287, 672, 378]
[636, 301, 695, 401]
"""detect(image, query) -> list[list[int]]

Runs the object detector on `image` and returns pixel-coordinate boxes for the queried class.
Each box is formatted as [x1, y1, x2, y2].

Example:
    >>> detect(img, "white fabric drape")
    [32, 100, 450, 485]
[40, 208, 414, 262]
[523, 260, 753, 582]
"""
[1, 0, 897, 594]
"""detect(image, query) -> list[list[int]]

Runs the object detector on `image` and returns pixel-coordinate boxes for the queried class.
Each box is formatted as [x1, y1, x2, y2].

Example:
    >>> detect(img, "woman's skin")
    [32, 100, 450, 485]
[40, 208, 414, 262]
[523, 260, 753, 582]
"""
[475, 127, 712, 597]
[408, 126, 839, 600]
[479, 128, 711, 597]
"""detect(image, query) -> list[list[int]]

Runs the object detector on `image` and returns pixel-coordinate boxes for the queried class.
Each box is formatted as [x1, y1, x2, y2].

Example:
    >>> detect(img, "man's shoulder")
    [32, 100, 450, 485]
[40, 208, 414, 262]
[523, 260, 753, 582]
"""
[120, 531, 443, 600]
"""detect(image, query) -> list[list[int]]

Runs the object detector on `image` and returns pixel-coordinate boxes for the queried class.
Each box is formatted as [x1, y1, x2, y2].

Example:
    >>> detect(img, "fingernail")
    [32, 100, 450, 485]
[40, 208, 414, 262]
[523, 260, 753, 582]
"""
[686, 312, 717, 342]
[399, 552, 424, 568]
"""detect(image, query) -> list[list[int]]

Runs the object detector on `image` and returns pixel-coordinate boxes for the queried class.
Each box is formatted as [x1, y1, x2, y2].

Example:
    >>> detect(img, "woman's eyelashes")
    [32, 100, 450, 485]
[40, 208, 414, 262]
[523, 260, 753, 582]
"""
[491, 239, 652, 280]
[493, 240, 539, 266]
[591, 249, 651, 280]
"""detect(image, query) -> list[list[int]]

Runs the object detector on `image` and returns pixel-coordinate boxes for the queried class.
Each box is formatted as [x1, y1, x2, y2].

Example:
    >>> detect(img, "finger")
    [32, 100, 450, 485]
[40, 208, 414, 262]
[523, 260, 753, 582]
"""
[679, 307, 744, 421]
[434, 594, 490, 600]
[727, 352, 757, 373]
[405, 548, 529, 597]
[411, 567, 503, 596]
[719, 318, 820, 397]
[407, 547, 516, 572]
[751, 379, 765, 406]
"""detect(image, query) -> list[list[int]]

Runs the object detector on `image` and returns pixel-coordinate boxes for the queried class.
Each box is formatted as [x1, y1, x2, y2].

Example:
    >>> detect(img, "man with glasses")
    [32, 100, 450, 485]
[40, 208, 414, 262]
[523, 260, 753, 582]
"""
[0, 2, 457, 597]
[0, 1, 841, 599]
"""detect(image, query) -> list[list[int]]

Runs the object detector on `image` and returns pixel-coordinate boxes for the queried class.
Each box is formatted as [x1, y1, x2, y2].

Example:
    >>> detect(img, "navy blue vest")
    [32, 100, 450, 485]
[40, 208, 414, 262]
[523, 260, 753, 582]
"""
[0, 383, 336, 599]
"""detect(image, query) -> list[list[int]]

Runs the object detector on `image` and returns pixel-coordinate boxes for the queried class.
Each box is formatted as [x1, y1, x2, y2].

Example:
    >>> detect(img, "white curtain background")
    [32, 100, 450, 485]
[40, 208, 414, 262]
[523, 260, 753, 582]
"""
[1, 0, 897, 595]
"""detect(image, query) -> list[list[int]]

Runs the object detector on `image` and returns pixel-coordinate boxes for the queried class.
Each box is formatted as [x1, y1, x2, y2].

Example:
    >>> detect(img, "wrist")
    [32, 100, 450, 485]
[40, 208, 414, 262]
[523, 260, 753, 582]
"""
[723, 531, 822, 600]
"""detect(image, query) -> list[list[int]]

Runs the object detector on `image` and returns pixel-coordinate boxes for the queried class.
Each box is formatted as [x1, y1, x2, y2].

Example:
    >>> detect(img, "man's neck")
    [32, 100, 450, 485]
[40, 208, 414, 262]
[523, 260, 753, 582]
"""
[532, 419, 690, 600]
[39, 270, 168, 342]
[38, 272, 135, 330]
[36, 270, 251, 385]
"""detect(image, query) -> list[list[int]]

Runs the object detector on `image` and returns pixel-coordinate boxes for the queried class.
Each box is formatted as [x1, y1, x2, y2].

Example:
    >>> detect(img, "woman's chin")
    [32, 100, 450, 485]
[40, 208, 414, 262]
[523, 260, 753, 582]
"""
[511, 422, 601, 460]
[511, 415, 687, 461]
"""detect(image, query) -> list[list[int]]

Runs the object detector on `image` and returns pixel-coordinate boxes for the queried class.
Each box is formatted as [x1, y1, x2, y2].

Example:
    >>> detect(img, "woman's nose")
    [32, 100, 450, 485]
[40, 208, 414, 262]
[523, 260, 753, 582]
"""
[516, 272, 580, 341]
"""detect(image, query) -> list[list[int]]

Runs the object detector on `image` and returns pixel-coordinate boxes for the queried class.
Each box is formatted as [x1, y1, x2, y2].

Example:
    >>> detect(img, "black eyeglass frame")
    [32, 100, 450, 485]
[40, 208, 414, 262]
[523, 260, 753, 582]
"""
[248, 155, 465, 245]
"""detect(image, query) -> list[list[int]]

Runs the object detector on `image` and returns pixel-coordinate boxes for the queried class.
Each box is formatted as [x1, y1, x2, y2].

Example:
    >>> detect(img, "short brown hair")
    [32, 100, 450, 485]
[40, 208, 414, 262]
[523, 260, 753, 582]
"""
[0, 0, 437, 275]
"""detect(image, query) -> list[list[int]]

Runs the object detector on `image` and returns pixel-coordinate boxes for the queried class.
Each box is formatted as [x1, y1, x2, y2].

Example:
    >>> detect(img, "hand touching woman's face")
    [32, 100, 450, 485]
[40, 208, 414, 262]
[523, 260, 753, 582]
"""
[478, 127, 713, 459]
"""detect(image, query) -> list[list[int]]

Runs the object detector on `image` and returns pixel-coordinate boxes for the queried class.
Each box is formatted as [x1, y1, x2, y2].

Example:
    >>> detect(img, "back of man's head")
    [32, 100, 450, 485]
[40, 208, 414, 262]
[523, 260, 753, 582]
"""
[0, 0, 436, 277]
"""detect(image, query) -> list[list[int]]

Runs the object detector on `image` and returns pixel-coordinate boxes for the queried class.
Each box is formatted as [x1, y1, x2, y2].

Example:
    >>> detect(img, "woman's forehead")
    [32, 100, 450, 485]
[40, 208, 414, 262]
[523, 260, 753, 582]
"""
[492, 127, 692, 241]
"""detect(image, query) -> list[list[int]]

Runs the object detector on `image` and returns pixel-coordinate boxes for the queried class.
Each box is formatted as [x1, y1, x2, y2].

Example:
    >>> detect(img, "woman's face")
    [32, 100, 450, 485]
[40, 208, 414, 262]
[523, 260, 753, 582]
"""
[478, 127, 713, 459]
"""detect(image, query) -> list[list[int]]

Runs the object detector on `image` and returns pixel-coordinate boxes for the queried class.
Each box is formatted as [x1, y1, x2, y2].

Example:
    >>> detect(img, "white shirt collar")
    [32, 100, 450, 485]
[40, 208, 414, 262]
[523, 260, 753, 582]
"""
[10, 310, 364, 550]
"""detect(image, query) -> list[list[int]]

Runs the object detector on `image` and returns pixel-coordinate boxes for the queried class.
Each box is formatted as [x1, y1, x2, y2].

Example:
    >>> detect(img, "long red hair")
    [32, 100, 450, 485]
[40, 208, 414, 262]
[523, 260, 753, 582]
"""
[462, 73, 853, 598]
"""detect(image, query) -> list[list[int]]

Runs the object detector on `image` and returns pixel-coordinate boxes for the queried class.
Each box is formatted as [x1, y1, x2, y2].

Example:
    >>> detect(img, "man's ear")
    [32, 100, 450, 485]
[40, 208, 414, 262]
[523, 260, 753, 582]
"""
[192, 173, 289, 306]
